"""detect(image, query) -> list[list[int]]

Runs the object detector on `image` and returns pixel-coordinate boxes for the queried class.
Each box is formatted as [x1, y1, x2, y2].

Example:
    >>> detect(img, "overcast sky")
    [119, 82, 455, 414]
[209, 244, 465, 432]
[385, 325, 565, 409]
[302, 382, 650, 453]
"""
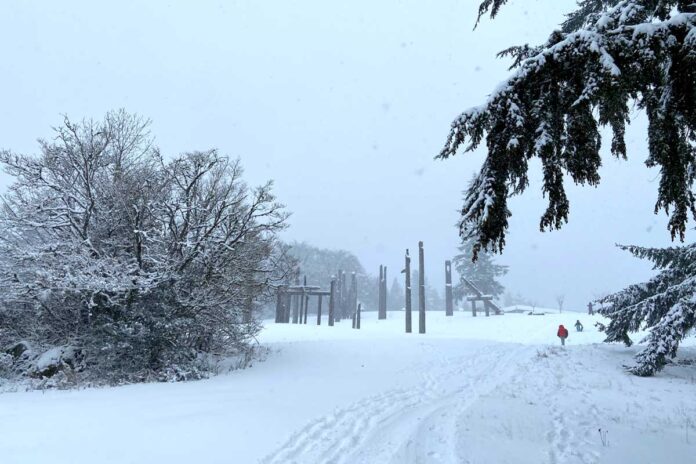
[1, 0, 690, 311]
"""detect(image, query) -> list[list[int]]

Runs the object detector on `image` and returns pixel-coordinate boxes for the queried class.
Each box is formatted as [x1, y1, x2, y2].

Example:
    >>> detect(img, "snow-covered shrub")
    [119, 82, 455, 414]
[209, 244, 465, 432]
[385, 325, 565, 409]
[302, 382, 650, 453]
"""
[0, 110, 291, 385]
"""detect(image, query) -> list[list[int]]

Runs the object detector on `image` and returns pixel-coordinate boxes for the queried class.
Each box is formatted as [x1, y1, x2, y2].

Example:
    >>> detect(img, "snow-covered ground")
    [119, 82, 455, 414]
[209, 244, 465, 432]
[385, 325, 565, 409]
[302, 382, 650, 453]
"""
[2, 309, 695, 463]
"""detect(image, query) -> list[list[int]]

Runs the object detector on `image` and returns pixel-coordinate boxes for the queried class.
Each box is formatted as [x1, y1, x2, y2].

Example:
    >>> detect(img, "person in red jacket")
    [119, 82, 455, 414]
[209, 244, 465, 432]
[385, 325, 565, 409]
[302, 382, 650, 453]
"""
[557, 324, 569, 346]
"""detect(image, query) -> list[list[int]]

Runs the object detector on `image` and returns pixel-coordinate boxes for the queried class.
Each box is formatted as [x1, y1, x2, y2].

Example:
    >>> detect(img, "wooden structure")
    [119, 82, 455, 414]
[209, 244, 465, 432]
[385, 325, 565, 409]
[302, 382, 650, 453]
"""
[275, 272, 359, 329]
[275, 281, 331, 325]
[461, 277, 503, 316]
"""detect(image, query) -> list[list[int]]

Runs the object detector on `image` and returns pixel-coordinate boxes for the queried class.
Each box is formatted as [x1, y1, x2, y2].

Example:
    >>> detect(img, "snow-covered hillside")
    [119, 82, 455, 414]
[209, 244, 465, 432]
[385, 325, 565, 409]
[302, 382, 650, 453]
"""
[2, 310, 695, 464]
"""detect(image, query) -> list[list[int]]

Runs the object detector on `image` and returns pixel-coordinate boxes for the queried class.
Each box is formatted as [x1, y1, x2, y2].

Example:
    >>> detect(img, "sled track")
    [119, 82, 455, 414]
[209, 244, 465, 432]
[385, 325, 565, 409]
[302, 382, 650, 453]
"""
[261, 344, 534, 464]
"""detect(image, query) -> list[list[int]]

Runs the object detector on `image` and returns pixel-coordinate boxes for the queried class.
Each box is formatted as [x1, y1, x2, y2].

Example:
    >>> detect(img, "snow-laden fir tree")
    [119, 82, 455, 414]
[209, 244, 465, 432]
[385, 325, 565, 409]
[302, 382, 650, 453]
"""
[438, 1, 696, 259]
[599, 243, 696, 376]
[453, 237, 508, 302]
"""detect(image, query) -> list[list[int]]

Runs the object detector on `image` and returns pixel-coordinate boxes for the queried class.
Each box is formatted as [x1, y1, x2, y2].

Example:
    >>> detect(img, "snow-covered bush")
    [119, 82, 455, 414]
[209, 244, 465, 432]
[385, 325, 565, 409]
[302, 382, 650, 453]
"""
[0, 110, 290, 385]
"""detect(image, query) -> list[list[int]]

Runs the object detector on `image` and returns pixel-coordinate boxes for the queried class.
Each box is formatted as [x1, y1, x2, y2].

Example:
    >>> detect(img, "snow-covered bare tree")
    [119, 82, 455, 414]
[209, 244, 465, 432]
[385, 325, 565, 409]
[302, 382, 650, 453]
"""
[438, 1, 696, 259]
[555, 294, 566, 313]
[599, 243, 696, 376]
[453, 237, 508, 301]
[0, 110, 289, 384]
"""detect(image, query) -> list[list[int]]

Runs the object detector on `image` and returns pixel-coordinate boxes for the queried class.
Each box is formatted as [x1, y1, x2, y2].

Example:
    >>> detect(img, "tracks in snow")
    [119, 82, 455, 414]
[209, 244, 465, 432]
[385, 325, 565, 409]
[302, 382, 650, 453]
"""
[261, 343, 534, 464]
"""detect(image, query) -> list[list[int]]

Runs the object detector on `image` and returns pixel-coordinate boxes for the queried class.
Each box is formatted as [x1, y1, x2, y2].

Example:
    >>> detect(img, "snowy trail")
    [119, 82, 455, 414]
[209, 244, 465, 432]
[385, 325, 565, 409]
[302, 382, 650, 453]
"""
[262, 344, 536, 464]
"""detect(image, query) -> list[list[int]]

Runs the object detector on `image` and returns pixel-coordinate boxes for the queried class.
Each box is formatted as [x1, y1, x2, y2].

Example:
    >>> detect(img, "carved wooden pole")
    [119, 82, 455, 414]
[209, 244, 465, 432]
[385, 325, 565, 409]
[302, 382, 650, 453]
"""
[418, 241, 426, 334]
[292, 295, 299, 324]
[378, 265, 384, 318]
[351, 272, 358, 318]
[382, 266, 387, 319]
[445, 260, 453, 316]
[328, 279, 336, 326]
[284, 293, 291, 323]
[316, 294, 323, 325]
[336, 270, 343, 322]
[304, 295, 309, 324]
[378, 265, 387, 319]
[275, 288, 283, 323]
[351, 272, 358, 328]
[292, 276, 300, 323]
[405, 249, 412, 333]
[341, 271, 348, 320]
[302, 276, 308, 324]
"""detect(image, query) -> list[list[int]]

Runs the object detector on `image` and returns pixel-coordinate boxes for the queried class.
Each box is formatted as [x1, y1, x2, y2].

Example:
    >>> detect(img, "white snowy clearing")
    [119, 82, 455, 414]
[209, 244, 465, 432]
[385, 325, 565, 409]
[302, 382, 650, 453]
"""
[1, 309, 695, 464]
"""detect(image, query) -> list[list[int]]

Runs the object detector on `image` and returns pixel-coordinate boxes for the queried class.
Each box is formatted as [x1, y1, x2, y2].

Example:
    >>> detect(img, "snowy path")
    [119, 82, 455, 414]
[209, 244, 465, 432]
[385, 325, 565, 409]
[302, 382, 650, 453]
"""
[2, 311, 695, 464]
[262, 343, 533, 464]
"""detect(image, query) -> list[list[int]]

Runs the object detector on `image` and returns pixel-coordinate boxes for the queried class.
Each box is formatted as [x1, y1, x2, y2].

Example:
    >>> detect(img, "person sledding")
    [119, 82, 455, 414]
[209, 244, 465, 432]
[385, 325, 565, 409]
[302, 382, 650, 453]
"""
[575, 320, 584, 332]
[557, 324, 569, 346]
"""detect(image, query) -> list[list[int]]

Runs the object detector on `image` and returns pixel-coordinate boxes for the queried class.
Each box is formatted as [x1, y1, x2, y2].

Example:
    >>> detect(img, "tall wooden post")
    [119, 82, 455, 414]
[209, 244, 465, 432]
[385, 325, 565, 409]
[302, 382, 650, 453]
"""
[378, 265, 387, 320]
[292, 294, 299, 324]
[328, 279, 336, 326]
[351, 272, 358, 328]
[471, 300, 477, 317]
[298, 289, 305, 325]
[284, 293, 292, 323]
[351, 272, 358, 318]
[418, 241, 426, 334]
[378, 265, 384, 318]
[484, 301, 490, 317]
[445, 260, 453, 316]
[336, 270, 343, 322]
[276, 287, 283, 324]
[356, 303, 362, 329]
[405, 249, 412, 333]
[302, 276, 308, 324]
[341, 271, 348, 320]
[291, 276, 300, 323]
[382, 266, 387, 319]
[316, 294, 323, 325]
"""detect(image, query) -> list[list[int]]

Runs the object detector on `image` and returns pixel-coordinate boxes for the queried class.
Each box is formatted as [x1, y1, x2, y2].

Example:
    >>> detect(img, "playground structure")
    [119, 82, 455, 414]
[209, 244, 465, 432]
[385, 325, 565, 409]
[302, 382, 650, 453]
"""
[461, 277, 503, 316]
[275, 272, 358, 327]
[274, 241, 503, 332]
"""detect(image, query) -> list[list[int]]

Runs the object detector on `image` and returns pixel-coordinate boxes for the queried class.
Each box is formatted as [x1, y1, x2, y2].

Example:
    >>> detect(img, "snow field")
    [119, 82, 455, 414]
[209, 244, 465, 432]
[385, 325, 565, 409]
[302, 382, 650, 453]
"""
[1, 310, 694, 463]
